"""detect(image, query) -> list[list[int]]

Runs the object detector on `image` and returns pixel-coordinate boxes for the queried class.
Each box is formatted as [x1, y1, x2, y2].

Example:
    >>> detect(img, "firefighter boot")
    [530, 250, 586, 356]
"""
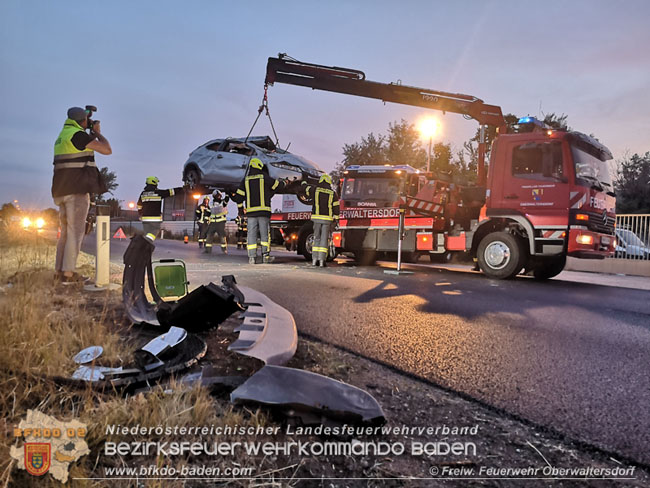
[319, 259, 326, 268]
[198, 241, 203, 248]
[312, 258, 318, 266]
[249, 257, 256, 265]
[204, 245, 212, 254]
[263, 254, 275, 264]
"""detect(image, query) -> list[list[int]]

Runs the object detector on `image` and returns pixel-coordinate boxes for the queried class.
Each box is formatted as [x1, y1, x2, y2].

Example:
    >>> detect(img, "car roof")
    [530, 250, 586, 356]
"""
[200, 135, 275, 147]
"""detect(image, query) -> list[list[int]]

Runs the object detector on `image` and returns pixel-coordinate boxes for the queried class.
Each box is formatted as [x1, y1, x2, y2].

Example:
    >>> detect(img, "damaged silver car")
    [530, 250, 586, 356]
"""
[183, 136, 324, 195]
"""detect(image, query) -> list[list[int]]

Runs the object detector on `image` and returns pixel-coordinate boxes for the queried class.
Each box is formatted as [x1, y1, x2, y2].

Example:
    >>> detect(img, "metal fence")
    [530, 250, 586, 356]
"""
[614, 214, 650, 260]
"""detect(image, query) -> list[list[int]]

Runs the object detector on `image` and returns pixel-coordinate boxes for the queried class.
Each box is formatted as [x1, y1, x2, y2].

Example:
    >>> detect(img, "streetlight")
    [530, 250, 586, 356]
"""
[128, 201, 135, 234]
[192, 194, 201, 239]
[418, 117, 439, 173]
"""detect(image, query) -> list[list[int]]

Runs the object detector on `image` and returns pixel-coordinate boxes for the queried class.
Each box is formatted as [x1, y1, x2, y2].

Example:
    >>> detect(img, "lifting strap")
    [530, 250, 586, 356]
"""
[245, 84, 281, 147]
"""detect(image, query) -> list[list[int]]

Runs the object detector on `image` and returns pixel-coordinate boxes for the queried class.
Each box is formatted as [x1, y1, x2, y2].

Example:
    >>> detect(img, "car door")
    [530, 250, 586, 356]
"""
[203, 141, 256, 186]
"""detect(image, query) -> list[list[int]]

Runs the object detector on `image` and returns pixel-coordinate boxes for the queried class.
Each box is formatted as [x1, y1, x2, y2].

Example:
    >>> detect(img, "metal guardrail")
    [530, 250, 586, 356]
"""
[614, 214, 650, 260]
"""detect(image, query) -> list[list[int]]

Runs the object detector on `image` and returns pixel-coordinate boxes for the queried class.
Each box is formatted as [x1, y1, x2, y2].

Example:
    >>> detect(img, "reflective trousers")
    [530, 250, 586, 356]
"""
[312, 220, 331, 262]
[247, 216, 270, 258]
[197, 222, 208, 245]
[142, 221, 161, 241]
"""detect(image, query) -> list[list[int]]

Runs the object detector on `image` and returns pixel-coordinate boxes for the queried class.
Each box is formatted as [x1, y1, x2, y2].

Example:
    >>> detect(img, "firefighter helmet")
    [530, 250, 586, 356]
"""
[146, 176, 160, 186]
[319, 174, 333, 185]
[249, 158, 264, 170]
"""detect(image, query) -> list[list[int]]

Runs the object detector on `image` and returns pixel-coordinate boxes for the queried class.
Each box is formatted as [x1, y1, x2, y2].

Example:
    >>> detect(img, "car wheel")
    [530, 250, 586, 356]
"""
[184, 167, 201, 189]
[477, 232, 526, 279]
[532, 255, 566, 280]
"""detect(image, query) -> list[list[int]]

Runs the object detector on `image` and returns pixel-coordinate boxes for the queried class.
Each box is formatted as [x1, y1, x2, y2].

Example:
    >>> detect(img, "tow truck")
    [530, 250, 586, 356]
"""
[265, 54, 616, 279]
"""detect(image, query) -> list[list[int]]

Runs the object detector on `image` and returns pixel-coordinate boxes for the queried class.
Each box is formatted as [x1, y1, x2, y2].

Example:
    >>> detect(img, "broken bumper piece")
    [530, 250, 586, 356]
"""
[230, 365, 385, 425]
[228, 286, 297, 366]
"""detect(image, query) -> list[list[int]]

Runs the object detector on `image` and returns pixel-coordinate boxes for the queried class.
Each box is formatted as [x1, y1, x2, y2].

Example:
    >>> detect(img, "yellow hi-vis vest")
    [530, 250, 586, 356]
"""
[52, 119, 103, 198]
[53, 119, 95, 168]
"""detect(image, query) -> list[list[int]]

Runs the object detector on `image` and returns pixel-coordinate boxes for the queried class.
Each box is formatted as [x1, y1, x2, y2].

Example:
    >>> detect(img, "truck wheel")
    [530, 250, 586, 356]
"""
[354, 250, 377, 266]
[477, 232, 526, 279]
[297, 221, 315, 261]
[533, 255, 566, 280]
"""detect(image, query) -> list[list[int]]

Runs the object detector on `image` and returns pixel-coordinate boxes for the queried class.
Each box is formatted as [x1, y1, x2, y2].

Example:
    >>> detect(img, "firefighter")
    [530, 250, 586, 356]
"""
[204, 191, 229, 254]
[235, 212, 247, 249]
[195, 196, 211, 248]
[232, 158, 290, 264]
[137, 176, 177, 241]
[301, 173, 340, 267]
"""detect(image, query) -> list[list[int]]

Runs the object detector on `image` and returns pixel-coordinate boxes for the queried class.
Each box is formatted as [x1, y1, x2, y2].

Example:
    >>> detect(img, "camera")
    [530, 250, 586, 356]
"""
[85, 105, 99, 132]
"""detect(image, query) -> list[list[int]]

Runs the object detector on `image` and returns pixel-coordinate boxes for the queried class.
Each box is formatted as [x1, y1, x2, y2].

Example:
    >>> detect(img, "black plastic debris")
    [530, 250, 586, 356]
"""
[157, 281, 244, 331]
[65, 332, 207, 390]
[134, 326, 188, 370]
[122, 235, 245, 330]
[230, 365, 385, 425]
[122, 235, 162, 326]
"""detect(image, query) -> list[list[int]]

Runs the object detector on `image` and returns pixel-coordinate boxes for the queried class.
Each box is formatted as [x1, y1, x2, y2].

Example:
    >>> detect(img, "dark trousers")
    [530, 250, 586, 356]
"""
[205, 221, 227, 252]
[197, 222, 208, 246]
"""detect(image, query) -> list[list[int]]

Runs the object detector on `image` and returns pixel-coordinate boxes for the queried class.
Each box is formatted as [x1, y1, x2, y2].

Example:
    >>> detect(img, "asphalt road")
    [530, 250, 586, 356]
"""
[84, 235, 650, 465]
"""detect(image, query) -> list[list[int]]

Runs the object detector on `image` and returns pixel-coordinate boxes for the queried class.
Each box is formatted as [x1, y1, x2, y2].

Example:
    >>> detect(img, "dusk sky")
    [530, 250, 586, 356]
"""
[1, 0, 649, 210]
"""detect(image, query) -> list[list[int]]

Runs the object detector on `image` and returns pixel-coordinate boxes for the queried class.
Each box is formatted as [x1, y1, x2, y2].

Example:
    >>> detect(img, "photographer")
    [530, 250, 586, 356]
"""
[52, 106, 112, 284]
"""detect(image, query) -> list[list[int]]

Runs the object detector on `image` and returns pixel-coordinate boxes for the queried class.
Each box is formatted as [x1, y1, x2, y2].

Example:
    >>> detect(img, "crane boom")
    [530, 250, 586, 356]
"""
[265, 54, 507, 185]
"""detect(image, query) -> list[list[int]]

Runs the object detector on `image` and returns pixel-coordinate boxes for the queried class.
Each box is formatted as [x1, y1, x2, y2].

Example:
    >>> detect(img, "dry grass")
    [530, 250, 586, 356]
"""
[0, 229, 270, 488]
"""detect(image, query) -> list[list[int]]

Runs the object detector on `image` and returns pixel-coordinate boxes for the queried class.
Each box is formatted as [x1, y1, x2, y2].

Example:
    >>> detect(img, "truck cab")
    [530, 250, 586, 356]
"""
[485, 125, 615, 264]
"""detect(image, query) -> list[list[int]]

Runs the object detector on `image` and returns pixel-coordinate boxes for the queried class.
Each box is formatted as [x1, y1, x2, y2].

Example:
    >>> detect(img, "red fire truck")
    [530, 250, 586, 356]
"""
[265, 55, 616, 279]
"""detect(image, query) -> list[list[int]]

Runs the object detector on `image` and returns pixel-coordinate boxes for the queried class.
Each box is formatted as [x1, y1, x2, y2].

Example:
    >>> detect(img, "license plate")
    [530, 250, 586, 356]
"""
[601, 237, 611, 245]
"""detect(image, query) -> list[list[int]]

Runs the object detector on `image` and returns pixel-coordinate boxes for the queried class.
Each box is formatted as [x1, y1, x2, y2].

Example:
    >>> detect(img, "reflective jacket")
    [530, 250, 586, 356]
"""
[236, 215, 247, 231]
[195, 203, 211, 223]
[209, 196, 229, 223]
[232, 167, 287, 217]
[137, 184, 175, 222]
[52, 118, 105, 198]
[302, 181, 340, 222]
